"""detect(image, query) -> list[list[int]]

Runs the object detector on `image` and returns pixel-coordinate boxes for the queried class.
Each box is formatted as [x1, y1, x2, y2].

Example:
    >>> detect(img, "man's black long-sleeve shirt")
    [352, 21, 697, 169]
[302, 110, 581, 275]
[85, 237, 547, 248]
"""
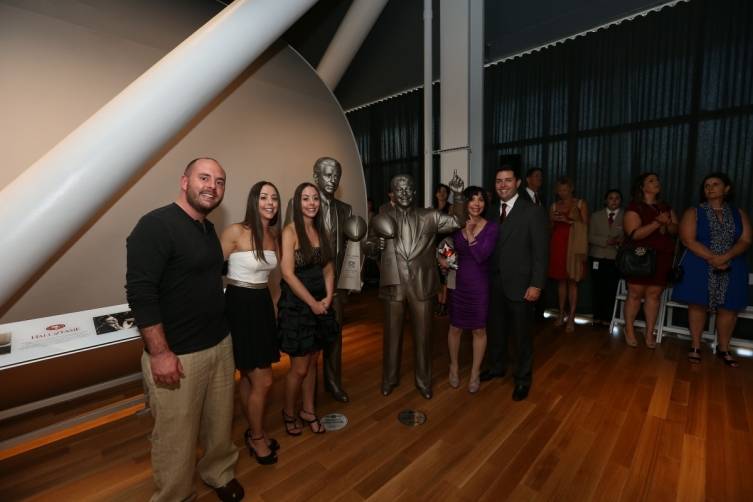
[126, 203, 228, 355]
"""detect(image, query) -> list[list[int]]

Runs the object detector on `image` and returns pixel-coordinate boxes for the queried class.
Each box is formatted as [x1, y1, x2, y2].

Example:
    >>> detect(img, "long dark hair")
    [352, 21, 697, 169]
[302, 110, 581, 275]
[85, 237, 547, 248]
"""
[699, 172, 734, 203]
[242, 181, 281, 263]
[464, 185, 487, 218]
[631, 172, 663, 204]
[292, 182, 332, 265]
[433, 183, 451, 213]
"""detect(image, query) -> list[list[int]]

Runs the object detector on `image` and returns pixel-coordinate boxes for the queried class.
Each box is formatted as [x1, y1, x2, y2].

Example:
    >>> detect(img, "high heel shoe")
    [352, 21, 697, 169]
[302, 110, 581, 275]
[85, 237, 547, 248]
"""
[282, 410, 302, 436]
[448, 366, 460, 389]
[244, 429, 277, 465]
[624, 330, 638, 348]
[565, 319, 575, 333]
[717, 350, 739, 368]
[298, 409, 326, 434]
[468, 374, 480, 394]
[554, 314, 565, 327]
[245, 428, 279, 452]
[644, 330, 657, 349]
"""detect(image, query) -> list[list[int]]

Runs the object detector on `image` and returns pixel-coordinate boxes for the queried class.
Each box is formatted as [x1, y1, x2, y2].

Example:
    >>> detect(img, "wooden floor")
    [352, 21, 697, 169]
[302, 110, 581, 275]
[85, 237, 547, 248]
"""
[2, 289, 753, 501]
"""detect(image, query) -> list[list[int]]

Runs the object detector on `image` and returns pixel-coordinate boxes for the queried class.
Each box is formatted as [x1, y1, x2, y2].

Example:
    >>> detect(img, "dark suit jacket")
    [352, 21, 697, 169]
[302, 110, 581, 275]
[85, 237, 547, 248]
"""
[491, 197, 549, 301]
[375, 205, 463, 302]
[518, 187, 544, 207]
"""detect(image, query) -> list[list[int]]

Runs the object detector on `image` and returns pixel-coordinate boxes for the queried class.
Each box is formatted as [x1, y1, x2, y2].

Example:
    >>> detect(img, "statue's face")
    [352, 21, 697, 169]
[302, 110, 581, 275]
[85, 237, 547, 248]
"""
[392, 177, 415, 208]
[314, 161, 342, 196]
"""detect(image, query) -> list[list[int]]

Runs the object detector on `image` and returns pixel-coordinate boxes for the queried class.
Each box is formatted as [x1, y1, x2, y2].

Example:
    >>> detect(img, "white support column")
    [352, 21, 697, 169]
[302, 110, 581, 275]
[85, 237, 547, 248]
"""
[316, 0, 389, 90]
[423, 0, 433, 206]
[439, 0, 470, 186]
[0, 0, 317, 310]
[438, 0, 484, 189]
[469, 0, 485, 187]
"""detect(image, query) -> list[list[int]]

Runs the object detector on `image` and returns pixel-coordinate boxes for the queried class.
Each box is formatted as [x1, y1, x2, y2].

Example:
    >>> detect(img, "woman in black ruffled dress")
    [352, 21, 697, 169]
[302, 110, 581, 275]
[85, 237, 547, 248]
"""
[278, 182, 338, 435]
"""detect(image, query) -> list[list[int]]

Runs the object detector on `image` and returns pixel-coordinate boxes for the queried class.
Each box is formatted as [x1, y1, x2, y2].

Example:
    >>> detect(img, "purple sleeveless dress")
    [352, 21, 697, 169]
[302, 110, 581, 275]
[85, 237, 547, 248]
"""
[448, 222, 499, 330]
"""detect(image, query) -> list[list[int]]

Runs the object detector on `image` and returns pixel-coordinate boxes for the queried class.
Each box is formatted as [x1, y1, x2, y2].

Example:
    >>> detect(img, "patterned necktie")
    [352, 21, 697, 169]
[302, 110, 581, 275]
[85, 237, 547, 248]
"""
[499, 203, 508, 223]
[608, 211, 615, 226]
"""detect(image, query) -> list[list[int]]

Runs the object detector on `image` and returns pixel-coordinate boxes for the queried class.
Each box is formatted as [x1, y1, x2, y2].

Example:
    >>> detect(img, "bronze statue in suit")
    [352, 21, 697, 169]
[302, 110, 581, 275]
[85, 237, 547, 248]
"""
[481, 166, 549, 401]
[285, 157, 352, 402]
[369, 173, 465, 399]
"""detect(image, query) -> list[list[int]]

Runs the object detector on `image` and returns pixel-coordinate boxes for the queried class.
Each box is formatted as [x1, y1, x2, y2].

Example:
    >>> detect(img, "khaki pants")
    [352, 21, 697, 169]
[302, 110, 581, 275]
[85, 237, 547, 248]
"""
[141, 335, 238, 502]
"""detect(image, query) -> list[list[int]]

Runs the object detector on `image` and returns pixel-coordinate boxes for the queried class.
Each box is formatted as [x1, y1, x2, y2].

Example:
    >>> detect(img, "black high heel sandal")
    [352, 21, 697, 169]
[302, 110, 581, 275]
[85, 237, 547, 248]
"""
[687, 347, 701, 364]
[244, 429, 277, 465]
[282, 410, 302, 436]
[298, 409, 326, 434]
[717, 350, 739, 368]
[244, 428, 279, 452]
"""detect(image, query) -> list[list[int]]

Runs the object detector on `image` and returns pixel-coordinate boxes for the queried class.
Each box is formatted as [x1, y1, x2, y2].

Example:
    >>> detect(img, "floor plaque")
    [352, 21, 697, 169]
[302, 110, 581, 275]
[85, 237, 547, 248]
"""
[398, 409, 427, 426]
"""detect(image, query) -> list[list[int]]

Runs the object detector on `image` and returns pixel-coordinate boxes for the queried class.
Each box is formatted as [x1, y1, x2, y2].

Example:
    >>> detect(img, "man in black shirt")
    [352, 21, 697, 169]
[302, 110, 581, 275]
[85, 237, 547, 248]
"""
[126, 158, 243, 502]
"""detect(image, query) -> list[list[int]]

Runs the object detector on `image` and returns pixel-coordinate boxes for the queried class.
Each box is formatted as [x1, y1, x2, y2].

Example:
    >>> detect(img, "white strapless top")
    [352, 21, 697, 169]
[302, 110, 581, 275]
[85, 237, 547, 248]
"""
[227, 250, 277, 283]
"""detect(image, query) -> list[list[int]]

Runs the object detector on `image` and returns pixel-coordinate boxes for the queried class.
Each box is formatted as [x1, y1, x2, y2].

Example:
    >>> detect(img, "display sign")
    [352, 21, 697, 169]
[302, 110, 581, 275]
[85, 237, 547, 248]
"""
[0, 304, 140, 370]
[321, 413, 348, 431]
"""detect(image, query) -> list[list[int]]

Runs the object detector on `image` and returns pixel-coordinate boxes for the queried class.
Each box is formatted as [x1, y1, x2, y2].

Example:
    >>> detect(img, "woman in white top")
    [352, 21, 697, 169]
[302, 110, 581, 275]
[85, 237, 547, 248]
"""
[220, 181, 281, 465]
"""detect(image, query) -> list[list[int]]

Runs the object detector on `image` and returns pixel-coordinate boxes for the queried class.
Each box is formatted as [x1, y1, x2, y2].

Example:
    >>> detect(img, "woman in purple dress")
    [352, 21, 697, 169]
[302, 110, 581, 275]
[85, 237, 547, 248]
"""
[440, 186, 498, 393]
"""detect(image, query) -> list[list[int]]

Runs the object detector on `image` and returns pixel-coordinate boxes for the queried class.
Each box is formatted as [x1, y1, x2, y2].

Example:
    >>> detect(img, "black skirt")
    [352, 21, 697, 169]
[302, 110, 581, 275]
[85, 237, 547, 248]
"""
[277, 264, 339, 357]
[225, 285, 280, 370]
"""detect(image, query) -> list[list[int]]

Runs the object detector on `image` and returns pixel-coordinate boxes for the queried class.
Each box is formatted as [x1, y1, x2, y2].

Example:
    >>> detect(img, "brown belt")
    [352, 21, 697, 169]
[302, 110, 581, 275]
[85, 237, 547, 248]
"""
[226, 278, 267, 290]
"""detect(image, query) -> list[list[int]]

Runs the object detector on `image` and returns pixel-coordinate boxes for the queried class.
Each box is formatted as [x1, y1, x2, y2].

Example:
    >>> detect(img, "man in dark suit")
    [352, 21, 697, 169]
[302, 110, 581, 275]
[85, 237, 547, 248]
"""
[518, 167, 545, 207]
[518, 167, 547, 320]
[481, 165, 549, 401]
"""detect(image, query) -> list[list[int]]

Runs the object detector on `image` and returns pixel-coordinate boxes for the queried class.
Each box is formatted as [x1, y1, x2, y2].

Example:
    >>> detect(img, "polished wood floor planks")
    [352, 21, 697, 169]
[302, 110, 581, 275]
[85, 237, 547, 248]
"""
[1, 289, 752, 501]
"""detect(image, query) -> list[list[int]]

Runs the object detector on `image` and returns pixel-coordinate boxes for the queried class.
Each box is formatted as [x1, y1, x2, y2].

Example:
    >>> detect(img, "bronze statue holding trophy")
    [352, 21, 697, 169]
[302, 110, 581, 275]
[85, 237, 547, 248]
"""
[369, 173, 466, 399]
[286, 157, 365, 403]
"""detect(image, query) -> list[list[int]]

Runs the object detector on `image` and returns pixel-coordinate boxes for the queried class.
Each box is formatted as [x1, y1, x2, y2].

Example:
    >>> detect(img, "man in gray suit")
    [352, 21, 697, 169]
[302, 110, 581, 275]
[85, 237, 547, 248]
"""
[481, 165, 549, 401]
[286, 157, 352, 402]
[372, 173, 465, 399]
[588, 188, 624, 325]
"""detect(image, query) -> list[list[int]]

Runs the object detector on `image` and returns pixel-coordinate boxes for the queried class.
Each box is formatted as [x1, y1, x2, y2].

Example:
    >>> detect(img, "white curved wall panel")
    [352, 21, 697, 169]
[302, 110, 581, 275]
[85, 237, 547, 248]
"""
[0, 0, 366, 323]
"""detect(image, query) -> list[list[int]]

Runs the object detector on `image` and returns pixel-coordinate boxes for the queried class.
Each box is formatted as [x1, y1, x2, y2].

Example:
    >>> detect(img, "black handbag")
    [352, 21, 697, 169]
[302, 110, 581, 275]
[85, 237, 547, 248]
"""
[616, 231, 656, 278]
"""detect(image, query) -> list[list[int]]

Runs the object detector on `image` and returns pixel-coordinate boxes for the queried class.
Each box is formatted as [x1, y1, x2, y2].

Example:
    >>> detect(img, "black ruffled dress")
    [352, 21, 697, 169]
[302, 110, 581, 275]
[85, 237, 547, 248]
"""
[277, 247, 339, 357]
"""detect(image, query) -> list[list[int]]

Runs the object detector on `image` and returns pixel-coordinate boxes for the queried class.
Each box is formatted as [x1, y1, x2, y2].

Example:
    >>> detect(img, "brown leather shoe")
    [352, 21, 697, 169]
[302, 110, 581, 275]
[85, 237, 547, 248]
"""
[212, 478, 244, 502]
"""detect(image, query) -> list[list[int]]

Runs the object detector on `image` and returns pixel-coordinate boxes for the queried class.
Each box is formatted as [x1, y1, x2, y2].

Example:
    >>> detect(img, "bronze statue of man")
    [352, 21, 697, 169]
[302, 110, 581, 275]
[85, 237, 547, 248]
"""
[286, 157, 352, 402]
[370, 173, 465, 399]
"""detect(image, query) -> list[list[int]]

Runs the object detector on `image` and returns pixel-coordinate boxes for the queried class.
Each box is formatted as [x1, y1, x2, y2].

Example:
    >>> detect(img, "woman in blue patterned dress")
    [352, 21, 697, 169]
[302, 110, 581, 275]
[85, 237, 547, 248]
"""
[672, 173, 751, 366]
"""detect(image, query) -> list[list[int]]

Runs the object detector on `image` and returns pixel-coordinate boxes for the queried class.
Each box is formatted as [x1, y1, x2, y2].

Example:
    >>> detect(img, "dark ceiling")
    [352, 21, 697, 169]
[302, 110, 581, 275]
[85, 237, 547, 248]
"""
[281, 0, 672, 109]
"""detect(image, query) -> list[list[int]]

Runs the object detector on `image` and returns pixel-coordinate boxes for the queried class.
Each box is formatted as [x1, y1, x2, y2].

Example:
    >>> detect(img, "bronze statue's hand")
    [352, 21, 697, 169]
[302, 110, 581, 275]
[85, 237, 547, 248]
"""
[378, 237, 386, 251]
[448, 170, 465, 194]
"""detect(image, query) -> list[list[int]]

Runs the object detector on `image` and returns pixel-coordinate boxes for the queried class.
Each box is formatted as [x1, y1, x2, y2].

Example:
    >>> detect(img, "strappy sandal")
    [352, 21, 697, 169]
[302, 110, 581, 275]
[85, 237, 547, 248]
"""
[687, 347, 701, 364]
[282, 410, 302, 436]
[298, 409, 326, 434]
[244, 430, 277, 465]
[244, 428, 279, 452]
[717, 350, 739, 368]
